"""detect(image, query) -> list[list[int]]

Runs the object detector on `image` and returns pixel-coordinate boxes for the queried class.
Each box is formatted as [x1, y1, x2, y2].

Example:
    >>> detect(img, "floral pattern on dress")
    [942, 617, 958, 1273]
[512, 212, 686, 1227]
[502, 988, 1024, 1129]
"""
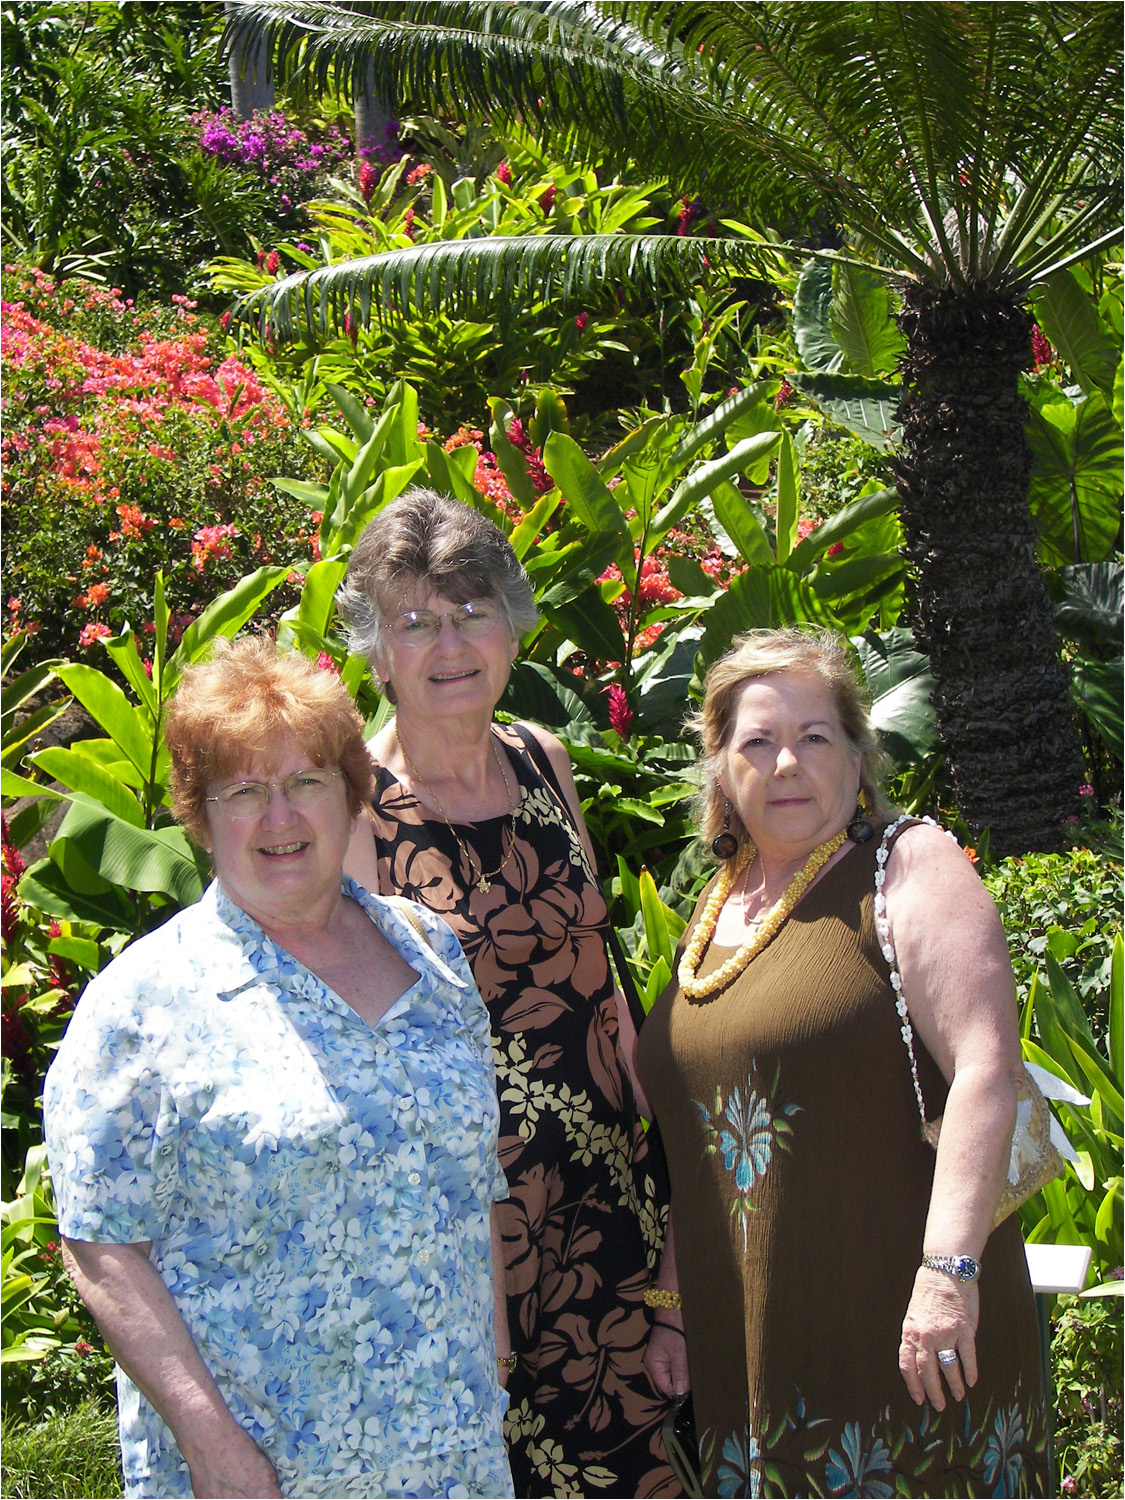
[705, 1385, 1047, 1498]
[694, 1063, 800, 1237]
[43, 880, 512, 1500]
[370, 724, 675, 1499]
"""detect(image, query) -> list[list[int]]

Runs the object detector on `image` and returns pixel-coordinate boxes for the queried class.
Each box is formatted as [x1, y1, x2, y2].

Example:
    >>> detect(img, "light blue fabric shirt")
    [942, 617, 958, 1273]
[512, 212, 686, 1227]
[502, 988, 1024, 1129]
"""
[44, 879, 512, 1499]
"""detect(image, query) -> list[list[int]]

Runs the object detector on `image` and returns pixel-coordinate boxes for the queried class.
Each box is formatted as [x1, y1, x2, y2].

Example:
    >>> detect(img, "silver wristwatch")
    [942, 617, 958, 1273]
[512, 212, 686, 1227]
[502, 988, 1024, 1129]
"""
[921, 1253, 980, 1283]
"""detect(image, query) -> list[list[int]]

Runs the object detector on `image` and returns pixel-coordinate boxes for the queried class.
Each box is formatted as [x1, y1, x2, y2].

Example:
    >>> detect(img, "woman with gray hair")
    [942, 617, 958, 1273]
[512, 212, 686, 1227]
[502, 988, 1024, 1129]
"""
[341, 488, 676, 1499]
[636, 627, 1047, 1497]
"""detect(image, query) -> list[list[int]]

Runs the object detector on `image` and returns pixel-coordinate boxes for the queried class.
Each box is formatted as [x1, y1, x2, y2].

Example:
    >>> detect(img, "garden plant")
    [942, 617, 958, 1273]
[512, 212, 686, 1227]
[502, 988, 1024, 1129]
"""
[1, 3, 1122, 1496]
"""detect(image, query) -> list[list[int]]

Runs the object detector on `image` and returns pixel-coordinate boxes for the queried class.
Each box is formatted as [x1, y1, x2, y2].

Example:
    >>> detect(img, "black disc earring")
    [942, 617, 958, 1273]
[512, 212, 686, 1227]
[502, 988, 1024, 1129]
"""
[711, 800, 740, 860]
[846, 789, 875, 844]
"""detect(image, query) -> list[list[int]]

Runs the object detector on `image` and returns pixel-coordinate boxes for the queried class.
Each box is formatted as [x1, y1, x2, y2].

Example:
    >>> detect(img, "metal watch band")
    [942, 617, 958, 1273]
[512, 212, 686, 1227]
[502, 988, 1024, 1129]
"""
[921, 1253, 980, 1282]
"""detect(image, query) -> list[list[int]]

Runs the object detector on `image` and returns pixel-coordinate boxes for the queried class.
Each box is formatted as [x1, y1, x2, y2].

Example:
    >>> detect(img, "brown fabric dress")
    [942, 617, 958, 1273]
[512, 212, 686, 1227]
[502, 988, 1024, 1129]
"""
[636, 836, 1048, 1498]
[369, 723, 677, 1499]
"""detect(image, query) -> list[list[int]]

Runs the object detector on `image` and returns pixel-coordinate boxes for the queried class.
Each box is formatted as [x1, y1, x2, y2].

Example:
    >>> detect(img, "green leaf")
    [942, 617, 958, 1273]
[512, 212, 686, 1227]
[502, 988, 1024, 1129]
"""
[774, 431, 799, 562]
[28, 747, 145, 828]
[830, 260, 906, 378]
[851, 629, 940, 765]
[542, 433, 627, 542]
[1027, 390, 1123, 565]
[500, 661, 594, 728]
[17, 859, 134, 930]
[103, 627, 157, 718]
[1033, 269, 1120, 401]
[546, 594, 628, 661]
[488, 398, 537, 509]
[52, 665, 154, 781]
[270, 477, 331, 508]
[425, 439, 483, 508]
[167, 566, 291, 682]
[1071, 657, 1124, 760]
[508, 491, 562, 562]
[661, 383, 775, 481]
[47, 935, 102, 971]
[793, 258, 844, 372]
[700, 565, 834, 665]
[278, 557, 348, 643]
[651, 432, 782, 544]
[1052, 562, 1123, 650]
[0, 769, 61, 803]
[711, 480, 774, 567]
[639, 869, 675, 972]
[788, 371, 901, 451]
[788, 485, 900, 572]
[49, 796, 206, 908]
[324, 381, 374, 444]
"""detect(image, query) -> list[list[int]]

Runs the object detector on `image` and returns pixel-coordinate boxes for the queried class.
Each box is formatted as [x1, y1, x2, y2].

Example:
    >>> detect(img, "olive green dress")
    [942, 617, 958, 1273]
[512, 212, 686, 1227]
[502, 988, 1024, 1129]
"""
[636, 836, 1048, 1498]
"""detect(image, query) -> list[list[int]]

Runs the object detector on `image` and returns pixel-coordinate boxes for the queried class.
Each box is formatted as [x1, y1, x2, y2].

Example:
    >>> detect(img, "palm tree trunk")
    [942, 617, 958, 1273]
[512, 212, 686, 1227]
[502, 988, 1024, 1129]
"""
[893, 283, 1084, 855]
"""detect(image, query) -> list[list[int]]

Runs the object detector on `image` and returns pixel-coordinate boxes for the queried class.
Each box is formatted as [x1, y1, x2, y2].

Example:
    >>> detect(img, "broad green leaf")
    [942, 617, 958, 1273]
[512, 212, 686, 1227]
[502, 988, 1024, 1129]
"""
[830, 260, 906, 377]
[1033, 269, 1120, 401]
[788, 371, 901, 450]
[488, 398, 537, 509]
[270, 477, 330, 508]
[793, 258, 844, 372]
[1071, 657, 1124, 760]
[383, 381, 421, 467]
[324, 381, 374, 444]
[0, 700, 70, 770]
[700, 565, 834, 664]
[534, 534, 622, 608]
[811, 551, 903, 602]
[545, 595, 628, 661]
[1052, 562, 1123, 650]
[49, 796, 206, 908]
[851, 629, 940, 764]
[47, 935, 102, 971]
[786, 487, 899, 572]
[661, 383, 774, 481]
[279, 557, 348, 642]
[651, 432, 781, 544]
[17, 858, 134, 930]
[1027, 390, 1123, 565]
[529, 388, 570, 450]
[0, 769, 61, 803]
[104, 628, 157, 718]
[168, 566, 291, 682]
[508, 492, 562, 561]
[153, 573, 169, 691]
[425, 439, 486, 508]
[542, 433, 628, 542]
[711, 480, 774, 567]
[0, 661, 61, 717]
[774, 431, 799, 562]
[28, 747, 145, 828]
[53, 665, 155, 781]
[595, 416, 669, 478]
[639, 869, 675, 972]
[500, 661, 594, 728]
[330, 461, 426, 559]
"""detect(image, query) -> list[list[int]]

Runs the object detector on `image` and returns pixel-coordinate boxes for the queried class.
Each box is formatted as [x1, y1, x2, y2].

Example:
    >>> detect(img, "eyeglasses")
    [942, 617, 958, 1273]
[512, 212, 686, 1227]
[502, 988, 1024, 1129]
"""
[385, 600, 503, 648]
[205, 768, 343, 818]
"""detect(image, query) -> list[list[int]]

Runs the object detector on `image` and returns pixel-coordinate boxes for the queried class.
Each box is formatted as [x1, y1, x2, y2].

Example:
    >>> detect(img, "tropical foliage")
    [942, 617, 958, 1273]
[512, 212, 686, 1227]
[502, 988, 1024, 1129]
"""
[226, 0, 1123, 853]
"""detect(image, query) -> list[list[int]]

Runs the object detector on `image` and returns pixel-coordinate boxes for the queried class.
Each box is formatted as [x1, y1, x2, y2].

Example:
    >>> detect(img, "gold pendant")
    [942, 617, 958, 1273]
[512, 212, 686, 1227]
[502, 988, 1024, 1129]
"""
[477, 875, 491, 894]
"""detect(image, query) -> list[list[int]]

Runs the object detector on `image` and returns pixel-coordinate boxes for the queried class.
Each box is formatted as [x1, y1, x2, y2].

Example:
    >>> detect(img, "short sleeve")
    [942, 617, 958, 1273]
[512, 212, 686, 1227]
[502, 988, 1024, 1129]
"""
[43, 967, 180, 1245]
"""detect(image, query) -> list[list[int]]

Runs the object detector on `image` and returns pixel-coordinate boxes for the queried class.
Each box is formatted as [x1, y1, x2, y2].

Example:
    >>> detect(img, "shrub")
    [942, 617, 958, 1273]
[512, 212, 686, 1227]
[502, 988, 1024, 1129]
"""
[1053, 1293, 1124, 1498]
[1, 267, 324, 661]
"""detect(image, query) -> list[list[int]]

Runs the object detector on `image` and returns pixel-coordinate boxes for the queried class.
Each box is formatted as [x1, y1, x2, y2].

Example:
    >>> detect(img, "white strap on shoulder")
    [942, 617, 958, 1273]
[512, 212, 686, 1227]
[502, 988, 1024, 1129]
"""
[872, 813, 955, 1131]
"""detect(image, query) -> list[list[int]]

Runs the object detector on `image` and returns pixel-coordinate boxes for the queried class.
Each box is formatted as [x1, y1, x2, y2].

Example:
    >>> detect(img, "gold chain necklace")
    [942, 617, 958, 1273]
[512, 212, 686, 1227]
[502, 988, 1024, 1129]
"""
[678, 829, 848, 998]
[394, 724, 517, 894]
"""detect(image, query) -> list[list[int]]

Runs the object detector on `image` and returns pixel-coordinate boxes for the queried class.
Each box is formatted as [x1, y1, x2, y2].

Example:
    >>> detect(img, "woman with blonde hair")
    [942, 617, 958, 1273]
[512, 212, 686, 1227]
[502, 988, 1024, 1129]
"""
[637, 627, 1048, 1497]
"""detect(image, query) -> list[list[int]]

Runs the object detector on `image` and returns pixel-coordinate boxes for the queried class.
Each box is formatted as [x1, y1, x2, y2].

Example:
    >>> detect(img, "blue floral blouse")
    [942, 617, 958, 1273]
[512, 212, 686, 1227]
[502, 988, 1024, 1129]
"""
[43, 879, 513, 1499]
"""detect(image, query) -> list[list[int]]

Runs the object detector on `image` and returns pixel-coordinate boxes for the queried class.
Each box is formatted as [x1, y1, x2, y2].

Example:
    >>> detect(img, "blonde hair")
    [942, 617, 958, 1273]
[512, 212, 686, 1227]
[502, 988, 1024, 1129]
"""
[688, 627, 890, 854]
[164, 637, 373, 845]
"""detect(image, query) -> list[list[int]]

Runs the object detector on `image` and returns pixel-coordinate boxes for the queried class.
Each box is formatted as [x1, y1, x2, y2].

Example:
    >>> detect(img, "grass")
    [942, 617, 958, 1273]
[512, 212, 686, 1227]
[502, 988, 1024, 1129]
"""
[0, 1399, 123, 1500]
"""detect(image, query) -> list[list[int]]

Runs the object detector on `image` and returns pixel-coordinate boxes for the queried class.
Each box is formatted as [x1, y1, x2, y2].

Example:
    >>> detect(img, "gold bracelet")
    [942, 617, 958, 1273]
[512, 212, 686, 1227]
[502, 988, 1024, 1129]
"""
[643, 1286, 682, 1310]
[496, 1352, 517, 1372]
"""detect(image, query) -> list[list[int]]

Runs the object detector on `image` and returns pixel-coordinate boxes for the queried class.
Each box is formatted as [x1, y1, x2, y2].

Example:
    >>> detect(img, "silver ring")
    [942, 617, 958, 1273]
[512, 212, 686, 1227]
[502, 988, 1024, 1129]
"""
[936, 1348, 958, 1366]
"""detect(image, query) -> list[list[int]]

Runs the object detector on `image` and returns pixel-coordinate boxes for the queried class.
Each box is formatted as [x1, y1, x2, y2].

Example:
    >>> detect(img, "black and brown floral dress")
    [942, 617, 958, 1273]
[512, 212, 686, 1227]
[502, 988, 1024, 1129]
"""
[369, 723, 676, 1499]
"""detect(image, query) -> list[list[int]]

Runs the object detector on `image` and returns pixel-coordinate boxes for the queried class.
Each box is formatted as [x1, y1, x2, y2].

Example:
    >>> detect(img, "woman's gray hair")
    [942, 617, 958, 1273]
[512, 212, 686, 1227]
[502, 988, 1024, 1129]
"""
[687, 627, 891, 857]
[336, 487, 540, 670]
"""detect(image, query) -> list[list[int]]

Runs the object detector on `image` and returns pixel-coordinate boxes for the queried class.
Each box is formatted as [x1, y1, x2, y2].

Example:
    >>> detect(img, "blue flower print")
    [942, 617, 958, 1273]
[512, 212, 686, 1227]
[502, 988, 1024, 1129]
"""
[825, 1421, 894, 1497]
[716, 1424, 762, 1498]
[982, 1404, 1025, 1497]
[694, 1063, 800, 1236]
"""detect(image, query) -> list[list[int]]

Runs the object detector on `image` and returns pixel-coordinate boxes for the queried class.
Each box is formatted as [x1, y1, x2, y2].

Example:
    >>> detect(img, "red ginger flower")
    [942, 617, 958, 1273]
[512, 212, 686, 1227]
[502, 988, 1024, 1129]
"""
[1031, 324, 1052, 369]
[604, 684, 634, 738]
[496, 160, 512, 186]
[539, 184, 557, 216]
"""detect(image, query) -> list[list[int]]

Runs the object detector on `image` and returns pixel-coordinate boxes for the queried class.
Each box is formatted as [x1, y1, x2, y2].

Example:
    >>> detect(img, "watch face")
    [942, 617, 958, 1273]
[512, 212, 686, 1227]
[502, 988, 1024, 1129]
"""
[954, 1256, 979, 1281]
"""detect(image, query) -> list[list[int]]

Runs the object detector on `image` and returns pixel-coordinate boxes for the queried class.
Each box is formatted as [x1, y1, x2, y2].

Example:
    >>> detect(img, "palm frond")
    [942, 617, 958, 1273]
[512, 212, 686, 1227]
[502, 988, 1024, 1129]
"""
[230, 232, 777, 341]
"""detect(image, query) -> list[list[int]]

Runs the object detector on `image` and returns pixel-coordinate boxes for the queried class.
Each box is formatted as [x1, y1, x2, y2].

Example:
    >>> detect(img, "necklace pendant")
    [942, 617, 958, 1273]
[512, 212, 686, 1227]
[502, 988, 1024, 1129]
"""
[477, 875, 491, 894]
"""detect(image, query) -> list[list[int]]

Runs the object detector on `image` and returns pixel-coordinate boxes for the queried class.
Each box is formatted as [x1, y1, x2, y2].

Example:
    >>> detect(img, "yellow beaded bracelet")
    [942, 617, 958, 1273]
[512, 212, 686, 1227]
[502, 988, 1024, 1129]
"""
[643, 1286, 682, 1309]
[496, 1352, 517, 1372]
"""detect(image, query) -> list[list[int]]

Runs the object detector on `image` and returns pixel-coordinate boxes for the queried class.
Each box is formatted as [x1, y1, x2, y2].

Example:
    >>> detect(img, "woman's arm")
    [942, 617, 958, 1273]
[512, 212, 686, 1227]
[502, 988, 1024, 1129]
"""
[882, 824, 1023, 1411]
[521, 723, 653, 1114]
[642, 1220, 691, 1398]
[62, 1239, 281, 1499]
[490, 1206, 513, 1388]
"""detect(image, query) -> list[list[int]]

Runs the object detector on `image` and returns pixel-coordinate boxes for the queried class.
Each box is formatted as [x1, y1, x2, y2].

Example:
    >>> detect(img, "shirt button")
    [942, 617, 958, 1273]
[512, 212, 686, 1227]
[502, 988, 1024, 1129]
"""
[425, 1316, 438, 1331]
[407, 1171, 421, 1185]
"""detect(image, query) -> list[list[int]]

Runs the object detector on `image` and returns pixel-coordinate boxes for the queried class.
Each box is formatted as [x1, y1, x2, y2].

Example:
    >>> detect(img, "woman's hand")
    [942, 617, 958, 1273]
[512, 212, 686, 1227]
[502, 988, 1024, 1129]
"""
[645, 1318, 691, 1399]
[898, 1266, 979, 1410]
[183, 1427, 281, 1498]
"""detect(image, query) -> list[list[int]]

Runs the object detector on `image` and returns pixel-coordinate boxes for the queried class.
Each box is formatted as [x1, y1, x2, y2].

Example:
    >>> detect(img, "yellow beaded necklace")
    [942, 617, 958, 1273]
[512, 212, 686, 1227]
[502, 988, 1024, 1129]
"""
[677, 829, 848, 998]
